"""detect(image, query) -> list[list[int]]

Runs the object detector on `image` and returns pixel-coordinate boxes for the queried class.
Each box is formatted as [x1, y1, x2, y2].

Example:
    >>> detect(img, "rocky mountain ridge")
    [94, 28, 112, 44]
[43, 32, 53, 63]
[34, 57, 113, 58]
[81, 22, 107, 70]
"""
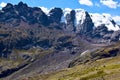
[0, 2, 120, 44]
[0, 1, 120, 58]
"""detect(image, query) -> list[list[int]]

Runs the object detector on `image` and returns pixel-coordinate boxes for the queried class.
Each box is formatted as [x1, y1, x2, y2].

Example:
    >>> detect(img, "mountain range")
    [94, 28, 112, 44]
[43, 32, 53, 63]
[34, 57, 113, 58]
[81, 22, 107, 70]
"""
[0, 2, 120, 80]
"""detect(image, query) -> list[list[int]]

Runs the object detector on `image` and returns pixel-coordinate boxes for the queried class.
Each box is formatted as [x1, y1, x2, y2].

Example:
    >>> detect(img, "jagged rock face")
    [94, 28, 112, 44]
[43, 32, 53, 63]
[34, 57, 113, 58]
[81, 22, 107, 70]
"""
[110, 20, 116, 27]
[91, 24, 109, 38]
[14, 2, 29, 17]
[48, 8, 63, 23]
[0, 3, 19, 22]
[90, 24, 120, 43]
[111, 31, 120, 42]
[77, 11, 94, 34]
[28, 7, 48, 25]
[66, 10, 76, 23]
[15, 2, 48, 25]
[2, 3, 14, 12]
[0, 2, 48, 26]
[91, 24, 120, 42]
[66, 10, 76, 31]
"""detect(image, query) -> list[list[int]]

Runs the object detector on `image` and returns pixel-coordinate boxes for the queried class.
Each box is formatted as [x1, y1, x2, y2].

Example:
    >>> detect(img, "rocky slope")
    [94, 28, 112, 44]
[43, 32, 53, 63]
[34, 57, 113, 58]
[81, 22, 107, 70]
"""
[24, 55, 120, 80]
[19, 41, 120, 80]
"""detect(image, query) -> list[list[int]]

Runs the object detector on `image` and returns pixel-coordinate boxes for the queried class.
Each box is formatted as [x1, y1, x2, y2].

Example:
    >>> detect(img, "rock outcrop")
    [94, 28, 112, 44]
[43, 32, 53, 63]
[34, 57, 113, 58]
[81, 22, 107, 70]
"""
[66, 10, 76, 32]
[77, 11, 94, 35]
[48, 8, 63, 23]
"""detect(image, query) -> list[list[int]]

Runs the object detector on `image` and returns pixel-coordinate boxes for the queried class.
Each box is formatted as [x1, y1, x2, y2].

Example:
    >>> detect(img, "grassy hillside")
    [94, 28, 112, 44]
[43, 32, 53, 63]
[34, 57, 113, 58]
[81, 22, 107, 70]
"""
[21, 56, 120, 80]
[19, 42, 120, 80]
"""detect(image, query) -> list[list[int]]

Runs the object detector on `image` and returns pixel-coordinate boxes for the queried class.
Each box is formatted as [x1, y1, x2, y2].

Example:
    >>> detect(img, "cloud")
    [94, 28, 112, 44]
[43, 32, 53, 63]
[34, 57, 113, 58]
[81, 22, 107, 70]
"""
[95, 3, 100, 7]
[0, 2, 7, 8]
[78, 0, 93, 6]
[100, 0, 120, 9]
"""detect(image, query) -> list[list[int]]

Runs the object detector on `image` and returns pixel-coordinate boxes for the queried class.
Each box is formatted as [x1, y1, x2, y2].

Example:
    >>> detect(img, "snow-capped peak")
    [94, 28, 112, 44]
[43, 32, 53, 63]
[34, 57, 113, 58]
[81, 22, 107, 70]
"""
[63, 8, 86, 24]
[74, 9, 86, 24]
[63, 8, 72, 16]
[90, 13, 120, 31]
[39, 7, 120, 31]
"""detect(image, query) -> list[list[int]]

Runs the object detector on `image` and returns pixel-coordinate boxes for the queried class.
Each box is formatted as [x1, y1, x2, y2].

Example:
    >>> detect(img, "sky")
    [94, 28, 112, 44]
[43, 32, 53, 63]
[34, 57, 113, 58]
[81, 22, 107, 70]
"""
[0, 0, 120, 24]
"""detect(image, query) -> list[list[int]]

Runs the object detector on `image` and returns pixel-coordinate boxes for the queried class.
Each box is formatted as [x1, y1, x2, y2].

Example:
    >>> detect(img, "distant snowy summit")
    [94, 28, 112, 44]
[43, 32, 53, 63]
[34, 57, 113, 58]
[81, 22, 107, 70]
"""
[41, 7, 120, 31]
[90, 13, 120, 31]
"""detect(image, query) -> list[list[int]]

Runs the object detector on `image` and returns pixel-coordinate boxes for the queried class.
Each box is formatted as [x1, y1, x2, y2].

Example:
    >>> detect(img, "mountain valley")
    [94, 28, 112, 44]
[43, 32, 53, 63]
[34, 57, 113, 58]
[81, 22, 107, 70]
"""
[0, 2, 120, 80]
